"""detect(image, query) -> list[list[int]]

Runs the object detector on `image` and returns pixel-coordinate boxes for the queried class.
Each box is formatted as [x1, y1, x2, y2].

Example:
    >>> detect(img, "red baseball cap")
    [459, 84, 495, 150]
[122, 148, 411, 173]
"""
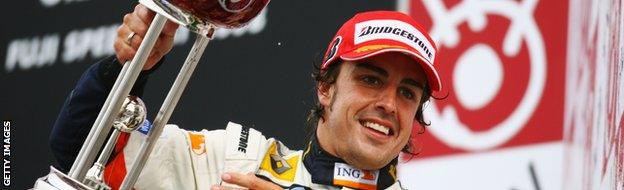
[321, 11, 442, 92]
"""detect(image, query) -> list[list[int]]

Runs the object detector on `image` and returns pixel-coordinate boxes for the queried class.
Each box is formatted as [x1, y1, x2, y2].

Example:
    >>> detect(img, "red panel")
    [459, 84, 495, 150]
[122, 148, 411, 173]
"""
[404, 0, 567, 158]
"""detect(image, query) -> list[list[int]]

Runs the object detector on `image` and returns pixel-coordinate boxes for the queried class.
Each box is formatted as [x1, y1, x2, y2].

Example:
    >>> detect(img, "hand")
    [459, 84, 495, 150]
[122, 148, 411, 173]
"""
[211, 173, 282, 190]
[114, 4, 179, 70]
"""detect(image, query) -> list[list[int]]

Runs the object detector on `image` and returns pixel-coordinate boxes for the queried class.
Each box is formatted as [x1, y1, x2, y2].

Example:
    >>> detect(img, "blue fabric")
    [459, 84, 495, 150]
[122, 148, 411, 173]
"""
[49, 56, 155, 173]
[138, 119, 152, 135]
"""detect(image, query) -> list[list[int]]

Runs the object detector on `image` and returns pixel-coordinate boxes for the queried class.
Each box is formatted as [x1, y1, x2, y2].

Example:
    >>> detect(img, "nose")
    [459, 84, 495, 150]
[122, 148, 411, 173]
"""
[375, 88, 398, 115]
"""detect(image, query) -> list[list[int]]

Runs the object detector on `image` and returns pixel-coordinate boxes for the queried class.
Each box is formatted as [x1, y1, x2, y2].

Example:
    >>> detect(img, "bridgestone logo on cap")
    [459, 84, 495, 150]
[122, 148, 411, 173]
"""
[354, 20, 436, 64]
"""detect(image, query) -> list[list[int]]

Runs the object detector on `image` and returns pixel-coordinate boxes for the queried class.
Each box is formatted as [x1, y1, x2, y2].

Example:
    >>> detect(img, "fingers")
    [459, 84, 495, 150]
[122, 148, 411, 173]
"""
[130, 4, 177, 42]
[114, 25, 137, 63]
[162, 20, 179, 38]
[210, 185, 242, 190]
[114, 4, 177, 70]
[215, 173, 282, 190]
[133, 4, 177, 38]
[134, 4, 155, 25]
[117, 23, 143, 50]
[125, 12, 149, 40]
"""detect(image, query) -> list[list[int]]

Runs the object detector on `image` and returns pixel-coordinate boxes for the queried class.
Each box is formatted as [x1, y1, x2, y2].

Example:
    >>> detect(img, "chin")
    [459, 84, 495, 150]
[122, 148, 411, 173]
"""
[349, 147, 393, 170]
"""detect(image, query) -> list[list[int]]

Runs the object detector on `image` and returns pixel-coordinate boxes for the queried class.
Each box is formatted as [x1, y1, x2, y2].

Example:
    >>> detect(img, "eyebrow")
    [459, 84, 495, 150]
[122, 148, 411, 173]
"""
[356, 63, 388, 77]
[401, 78, 425, 90]
[355, 63, 424, 89]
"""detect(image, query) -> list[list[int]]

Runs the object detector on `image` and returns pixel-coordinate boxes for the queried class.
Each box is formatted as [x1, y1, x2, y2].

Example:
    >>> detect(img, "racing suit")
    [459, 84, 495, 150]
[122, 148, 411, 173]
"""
[50, 56, 405, 190]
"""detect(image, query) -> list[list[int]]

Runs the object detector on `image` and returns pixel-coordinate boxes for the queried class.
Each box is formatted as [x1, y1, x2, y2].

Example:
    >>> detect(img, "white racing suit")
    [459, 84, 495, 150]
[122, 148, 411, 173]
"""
[103, 122, 405, 190]
[48, 56, 405, 190]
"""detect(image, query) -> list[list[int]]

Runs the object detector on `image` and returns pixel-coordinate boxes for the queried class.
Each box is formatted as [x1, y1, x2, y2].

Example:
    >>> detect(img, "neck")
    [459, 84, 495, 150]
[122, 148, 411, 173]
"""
[315, 120, 339, 158]
[302, 136, 400, 189]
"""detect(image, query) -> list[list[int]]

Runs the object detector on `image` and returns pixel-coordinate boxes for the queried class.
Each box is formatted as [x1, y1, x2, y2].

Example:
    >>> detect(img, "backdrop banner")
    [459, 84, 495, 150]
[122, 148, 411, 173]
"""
[397, 0, 567, 189]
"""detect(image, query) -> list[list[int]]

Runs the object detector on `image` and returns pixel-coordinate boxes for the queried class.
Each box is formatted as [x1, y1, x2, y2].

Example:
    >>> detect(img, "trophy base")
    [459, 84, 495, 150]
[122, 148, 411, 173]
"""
[33, 166, 94, 190]
[83, 178, 112, 190]
[83, 163, 112, 190]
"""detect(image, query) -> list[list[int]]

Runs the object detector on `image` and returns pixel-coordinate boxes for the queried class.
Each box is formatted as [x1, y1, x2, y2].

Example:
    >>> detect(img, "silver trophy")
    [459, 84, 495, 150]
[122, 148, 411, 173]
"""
[60, 0, 271, 189]
[83, 96, 146, 190]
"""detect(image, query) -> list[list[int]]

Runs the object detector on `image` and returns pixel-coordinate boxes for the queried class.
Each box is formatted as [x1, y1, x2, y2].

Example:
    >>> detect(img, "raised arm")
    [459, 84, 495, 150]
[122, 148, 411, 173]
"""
[49, 4, 178, 173]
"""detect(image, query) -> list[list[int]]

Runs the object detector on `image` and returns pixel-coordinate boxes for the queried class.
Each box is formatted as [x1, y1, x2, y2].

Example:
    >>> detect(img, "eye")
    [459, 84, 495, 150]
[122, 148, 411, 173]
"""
[360, 75, 382, 87]
[399, 87, 415, 100]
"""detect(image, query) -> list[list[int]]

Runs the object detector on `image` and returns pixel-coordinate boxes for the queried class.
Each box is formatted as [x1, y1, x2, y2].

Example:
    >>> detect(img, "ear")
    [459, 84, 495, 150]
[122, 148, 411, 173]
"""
[317, 82, 334, 108]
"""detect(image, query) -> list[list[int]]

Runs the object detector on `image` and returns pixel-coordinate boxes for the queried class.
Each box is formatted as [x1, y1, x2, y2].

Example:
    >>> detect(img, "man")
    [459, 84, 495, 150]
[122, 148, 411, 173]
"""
[50, 4, 441, 190]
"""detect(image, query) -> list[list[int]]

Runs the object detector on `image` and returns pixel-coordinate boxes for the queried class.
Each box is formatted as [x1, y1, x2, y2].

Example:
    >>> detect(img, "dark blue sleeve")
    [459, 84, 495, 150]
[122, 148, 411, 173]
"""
[49, 56, 157, 173]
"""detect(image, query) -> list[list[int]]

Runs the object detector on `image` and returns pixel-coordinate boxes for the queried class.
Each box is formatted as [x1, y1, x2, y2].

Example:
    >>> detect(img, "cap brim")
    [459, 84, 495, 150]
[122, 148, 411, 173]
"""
[340, 47, 442, 92]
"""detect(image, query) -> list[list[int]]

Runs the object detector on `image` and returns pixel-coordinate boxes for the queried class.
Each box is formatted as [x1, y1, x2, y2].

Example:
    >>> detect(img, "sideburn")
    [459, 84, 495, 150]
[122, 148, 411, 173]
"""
[328, 85, 338, 112]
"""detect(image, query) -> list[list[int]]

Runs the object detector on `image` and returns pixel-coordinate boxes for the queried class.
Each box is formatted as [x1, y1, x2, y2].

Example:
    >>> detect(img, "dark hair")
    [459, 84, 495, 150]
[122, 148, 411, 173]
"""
[306, 59, 433, 157]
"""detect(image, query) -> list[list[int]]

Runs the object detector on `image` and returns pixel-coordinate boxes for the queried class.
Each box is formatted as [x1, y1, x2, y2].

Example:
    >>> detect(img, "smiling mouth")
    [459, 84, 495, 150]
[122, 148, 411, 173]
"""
[361, 121, 392, 136]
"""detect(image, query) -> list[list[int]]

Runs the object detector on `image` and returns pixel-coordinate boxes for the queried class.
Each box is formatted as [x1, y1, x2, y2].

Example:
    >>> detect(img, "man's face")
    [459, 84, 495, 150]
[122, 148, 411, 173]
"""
[317, 52, 427, 170]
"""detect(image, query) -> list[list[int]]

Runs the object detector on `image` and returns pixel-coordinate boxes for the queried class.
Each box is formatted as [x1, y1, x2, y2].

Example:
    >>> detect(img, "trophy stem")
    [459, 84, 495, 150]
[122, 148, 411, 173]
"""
[69, 62, 130, 177]
[83, 163, 111, 190]
[69, 13, 168, 181]
[82, 130, 120, 190]
[119, 31, 213, 190]
[96, 130, 121, 171]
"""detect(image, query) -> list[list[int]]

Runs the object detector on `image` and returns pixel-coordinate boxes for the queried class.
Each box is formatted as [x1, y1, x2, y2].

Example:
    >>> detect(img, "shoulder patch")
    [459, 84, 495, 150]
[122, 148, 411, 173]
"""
[258, 141, 300, 183]
[187, 131, 206, 155]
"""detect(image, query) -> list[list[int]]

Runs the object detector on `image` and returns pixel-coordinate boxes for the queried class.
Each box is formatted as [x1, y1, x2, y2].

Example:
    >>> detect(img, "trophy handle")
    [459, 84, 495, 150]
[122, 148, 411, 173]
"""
[68, 13, 169, 181]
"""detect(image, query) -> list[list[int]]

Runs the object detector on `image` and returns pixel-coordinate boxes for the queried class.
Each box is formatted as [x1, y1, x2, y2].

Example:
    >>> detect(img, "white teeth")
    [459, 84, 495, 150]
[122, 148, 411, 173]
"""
[363, 121, 390, 135]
